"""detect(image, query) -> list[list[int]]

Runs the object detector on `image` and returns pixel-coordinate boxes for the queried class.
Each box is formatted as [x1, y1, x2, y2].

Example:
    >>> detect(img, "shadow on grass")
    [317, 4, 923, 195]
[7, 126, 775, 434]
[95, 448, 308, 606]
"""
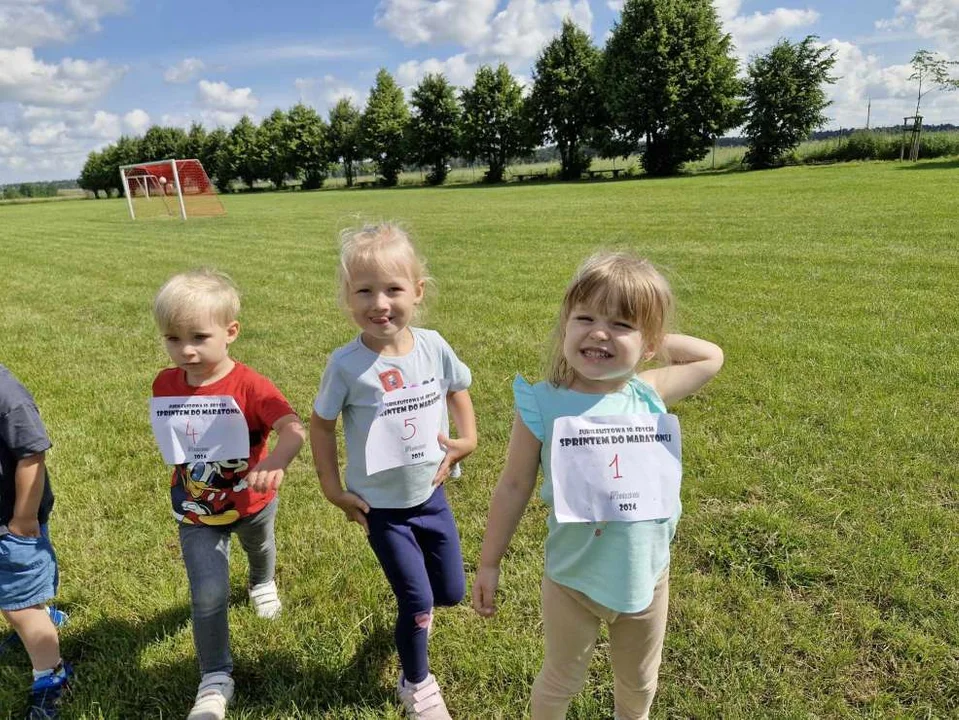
[894, 158, 959, 171]
[1, 589, 396, 718]
[238, 623, 396, 716]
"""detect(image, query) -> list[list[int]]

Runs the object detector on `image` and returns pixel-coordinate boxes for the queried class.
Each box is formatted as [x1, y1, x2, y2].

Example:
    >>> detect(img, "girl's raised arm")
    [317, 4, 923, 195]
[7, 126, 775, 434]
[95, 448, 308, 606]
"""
[639, 333, 724, 406]
[472, 414, 542, 617]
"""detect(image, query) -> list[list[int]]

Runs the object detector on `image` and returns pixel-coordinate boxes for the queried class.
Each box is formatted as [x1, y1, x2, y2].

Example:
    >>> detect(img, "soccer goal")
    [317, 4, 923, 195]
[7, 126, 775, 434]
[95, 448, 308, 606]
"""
[119, 159, 225, 220]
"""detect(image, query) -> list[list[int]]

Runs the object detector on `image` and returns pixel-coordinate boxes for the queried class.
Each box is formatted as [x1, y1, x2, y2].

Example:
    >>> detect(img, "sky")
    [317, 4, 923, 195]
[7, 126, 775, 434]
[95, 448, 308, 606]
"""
[2, 0, 959, 184]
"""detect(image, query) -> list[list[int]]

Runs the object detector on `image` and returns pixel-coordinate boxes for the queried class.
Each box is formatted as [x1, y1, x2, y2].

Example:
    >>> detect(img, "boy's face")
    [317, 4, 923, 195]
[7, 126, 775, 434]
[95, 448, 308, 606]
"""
[162, 315, 238, 385]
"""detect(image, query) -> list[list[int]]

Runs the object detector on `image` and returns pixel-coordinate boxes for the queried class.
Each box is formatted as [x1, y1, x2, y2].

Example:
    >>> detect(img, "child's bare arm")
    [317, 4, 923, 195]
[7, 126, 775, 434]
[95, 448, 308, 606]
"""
[434, 388, 478, 486]
[9, 453, 45, 537]
[472, 415, 541, 617]
[639, 333, 724, 406]
[309, 412, 370, 532]
[247, 414, 305, 492]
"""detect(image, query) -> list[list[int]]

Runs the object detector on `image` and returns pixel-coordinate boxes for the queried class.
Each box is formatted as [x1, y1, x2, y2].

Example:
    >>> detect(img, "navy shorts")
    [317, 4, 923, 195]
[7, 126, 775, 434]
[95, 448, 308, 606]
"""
[0, 525, 59, 611]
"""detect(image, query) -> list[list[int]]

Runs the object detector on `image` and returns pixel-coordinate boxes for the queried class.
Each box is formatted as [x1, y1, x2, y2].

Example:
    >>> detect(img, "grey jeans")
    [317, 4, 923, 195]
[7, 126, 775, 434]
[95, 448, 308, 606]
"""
[178, 497, 278, 675]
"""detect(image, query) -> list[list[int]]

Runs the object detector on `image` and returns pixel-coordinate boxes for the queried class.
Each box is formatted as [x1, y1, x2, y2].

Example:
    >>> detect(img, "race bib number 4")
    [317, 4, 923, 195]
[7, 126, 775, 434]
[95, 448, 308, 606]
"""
[550, 414, 681, 523]
[365, 383, 446, 475]
[150, 396, 250, 465]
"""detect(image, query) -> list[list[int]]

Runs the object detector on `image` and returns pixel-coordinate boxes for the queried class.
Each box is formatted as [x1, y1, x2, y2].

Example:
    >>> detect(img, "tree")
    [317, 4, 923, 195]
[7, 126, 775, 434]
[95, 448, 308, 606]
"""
[258, 109, 293, 189]
[329, 98, 362, 187]
[602, 0, 741, 176]
[226, 115, 261, 189]
[140, 125, 188, 161]
[743, 37, 837, 169]
[201, 127, 232, 192]
[409, 73, 460, 185]
[78, 150, 107, 198]
[103, 135, 142, 196]
[460, 64, 532, 183]
[909, 49, 959, 117]
[528, 19, 604, 179]
[360, 70, 410, 186]
[287, 103, 330, 190]
[182, 122, 208, 161]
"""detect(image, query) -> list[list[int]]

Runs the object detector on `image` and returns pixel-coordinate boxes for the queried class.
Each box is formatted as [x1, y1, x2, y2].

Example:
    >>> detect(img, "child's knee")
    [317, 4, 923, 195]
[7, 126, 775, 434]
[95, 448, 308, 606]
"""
[432, 567, 465, 607]
[190, 578, 229, 615]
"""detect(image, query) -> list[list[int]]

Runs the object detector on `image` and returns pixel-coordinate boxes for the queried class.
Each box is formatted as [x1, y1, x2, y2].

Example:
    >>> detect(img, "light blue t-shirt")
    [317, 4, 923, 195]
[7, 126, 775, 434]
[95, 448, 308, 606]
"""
[314, 328, 471, 509]
[514, 375, 678, 613]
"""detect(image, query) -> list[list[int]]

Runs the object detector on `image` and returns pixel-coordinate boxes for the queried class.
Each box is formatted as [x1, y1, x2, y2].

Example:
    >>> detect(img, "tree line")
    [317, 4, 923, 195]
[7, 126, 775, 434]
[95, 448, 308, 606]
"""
[78, 0, 852, 197]
[1, 180, 75, 200]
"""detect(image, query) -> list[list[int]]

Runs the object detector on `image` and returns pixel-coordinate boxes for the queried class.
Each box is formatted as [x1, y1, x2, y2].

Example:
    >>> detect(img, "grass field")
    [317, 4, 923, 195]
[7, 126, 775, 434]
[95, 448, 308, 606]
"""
[1, 160, 957, 719]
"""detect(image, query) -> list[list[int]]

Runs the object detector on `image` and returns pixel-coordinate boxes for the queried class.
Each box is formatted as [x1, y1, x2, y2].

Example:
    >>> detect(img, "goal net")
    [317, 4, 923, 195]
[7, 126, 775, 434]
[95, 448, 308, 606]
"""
[119, 159, 225, 220]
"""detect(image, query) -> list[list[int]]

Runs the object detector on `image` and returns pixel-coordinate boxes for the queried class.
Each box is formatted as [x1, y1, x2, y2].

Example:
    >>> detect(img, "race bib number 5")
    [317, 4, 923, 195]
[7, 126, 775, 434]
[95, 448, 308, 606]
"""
[550, 414, 682, 523]
[365, 383, 446, 475]
[150, 396, 250, 465]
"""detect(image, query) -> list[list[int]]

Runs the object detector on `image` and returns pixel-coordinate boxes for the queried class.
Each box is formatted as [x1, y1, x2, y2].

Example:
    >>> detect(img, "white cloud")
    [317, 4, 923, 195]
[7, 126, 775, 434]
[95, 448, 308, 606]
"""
[377, 0, 591, 65]
[89, 109, 119, 137]
[0, 47, 124, 106]
[164, 57, 205, 84]
[294, 75, 363, 114]
[27, 121, 68, 146]
[0, 0, 126, 49]
[64, 0, 126, 29]
[196, 79, 258, 113]
[396, 54, 476, 90]
[198, 110, 246, 128]
[0, 2, 70, 48]
[812, 38, 959, 129]
[123, 108, 150, 134]
[881, 0, 959, 51]
[726, 8, 820, 56]
[376, 0, 498, 46]
[480, 0, 592, 61]
[0, 125, 17, 155]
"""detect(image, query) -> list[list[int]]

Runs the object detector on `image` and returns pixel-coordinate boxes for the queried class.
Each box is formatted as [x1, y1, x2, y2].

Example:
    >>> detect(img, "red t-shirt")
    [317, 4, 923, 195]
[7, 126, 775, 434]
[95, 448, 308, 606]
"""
[152, 362, 295, 525]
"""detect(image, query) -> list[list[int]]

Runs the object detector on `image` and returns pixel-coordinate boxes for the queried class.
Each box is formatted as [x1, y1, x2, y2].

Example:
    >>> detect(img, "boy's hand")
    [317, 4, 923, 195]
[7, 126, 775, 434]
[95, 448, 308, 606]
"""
[472, 565, 500, 617]
[247, 460, 285, 492]
[432, 434, 477, 487]
[332, 491, 370, 534]
[8, 515, 41, 538]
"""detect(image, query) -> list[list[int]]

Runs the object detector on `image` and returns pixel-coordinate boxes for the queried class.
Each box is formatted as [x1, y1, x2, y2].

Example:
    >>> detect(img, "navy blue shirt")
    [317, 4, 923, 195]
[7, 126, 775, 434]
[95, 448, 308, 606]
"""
[0, 365, 55, 526]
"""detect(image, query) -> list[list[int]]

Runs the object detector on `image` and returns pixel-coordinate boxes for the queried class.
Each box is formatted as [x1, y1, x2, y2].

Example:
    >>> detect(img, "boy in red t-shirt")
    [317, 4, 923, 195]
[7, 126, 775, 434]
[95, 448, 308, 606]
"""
[149, 269, 305, 720]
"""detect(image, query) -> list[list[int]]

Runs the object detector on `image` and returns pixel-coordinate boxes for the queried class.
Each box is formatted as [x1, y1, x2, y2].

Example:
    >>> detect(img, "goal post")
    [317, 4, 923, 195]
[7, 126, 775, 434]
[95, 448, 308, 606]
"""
[119, 159, 225, 220]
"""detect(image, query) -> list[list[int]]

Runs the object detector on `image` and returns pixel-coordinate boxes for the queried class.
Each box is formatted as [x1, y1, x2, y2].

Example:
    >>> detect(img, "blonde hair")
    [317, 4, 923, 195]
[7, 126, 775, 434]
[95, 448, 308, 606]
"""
[337, 222, 430, 313]
[547, 251, 674, 387]
[153, 268, 240, 333]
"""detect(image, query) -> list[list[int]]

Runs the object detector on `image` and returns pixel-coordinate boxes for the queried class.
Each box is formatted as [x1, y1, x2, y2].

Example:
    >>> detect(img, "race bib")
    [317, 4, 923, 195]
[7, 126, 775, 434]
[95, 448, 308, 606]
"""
[150, 396, 250, 465]
[550, 414, 681, 523]
[365, 383, 447, 475]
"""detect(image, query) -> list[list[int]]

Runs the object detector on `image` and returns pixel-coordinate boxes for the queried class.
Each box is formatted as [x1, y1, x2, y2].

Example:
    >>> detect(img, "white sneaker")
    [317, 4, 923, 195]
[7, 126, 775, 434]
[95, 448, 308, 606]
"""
[186, 672, 234, 720]
[248, 580, 282, 619]
[397, 673, 452, 719]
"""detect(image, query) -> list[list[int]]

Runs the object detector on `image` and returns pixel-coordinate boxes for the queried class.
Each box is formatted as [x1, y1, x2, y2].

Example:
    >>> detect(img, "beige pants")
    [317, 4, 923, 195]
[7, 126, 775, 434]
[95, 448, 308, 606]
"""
[531, 571, 669, 720]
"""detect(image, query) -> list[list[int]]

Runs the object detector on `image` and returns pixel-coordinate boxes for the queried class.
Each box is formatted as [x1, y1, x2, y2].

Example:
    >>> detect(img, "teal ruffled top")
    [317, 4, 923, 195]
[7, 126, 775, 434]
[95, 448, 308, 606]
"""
[514, 375, 678, 613]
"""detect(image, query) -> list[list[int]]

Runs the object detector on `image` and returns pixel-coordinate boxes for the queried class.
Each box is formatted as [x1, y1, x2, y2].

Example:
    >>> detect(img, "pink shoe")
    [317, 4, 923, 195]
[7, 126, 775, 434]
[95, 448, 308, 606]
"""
[397, 673, 452, 719]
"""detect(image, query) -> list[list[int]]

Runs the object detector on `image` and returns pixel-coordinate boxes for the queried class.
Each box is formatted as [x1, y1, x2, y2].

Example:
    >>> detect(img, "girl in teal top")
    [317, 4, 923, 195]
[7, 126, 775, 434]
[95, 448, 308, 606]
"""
[473, 251, 724, 720]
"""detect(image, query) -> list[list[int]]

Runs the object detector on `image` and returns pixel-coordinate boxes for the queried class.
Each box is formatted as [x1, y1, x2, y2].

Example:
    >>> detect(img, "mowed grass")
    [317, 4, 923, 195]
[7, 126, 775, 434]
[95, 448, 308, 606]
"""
[1, 159, 957, 719]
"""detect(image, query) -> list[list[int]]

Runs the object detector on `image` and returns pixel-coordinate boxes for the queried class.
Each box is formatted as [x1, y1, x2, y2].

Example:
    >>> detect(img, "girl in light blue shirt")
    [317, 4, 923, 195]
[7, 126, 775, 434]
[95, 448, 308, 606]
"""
[473, 251, 724, 720]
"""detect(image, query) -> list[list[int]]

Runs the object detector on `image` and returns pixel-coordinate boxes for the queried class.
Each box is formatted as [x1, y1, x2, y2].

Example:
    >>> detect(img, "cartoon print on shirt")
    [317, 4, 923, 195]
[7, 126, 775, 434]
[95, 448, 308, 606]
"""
[172, 458, 249, 525]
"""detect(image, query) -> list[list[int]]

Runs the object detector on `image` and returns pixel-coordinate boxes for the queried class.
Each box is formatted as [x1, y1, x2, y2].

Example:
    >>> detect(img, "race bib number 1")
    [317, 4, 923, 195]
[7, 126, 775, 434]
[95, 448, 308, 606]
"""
[150, 396, 250, 465]
[365, 383, 446, 475]
[550, 413, 682, 523]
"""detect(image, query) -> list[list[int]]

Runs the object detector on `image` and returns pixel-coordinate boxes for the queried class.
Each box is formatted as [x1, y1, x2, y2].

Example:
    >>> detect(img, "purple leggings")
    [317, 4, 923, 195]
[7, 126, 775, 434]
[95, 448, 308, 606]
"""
[366, 484, 465, 683]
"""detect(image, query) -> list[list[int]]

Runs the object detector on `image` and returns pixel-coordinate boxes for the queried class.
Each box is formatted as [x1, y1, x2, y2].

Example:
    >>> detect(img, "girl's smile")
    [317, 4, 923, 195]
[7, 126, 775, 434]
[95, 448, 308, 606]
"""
[563, 304, 646, 393]
[346, 263, 425, 355]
